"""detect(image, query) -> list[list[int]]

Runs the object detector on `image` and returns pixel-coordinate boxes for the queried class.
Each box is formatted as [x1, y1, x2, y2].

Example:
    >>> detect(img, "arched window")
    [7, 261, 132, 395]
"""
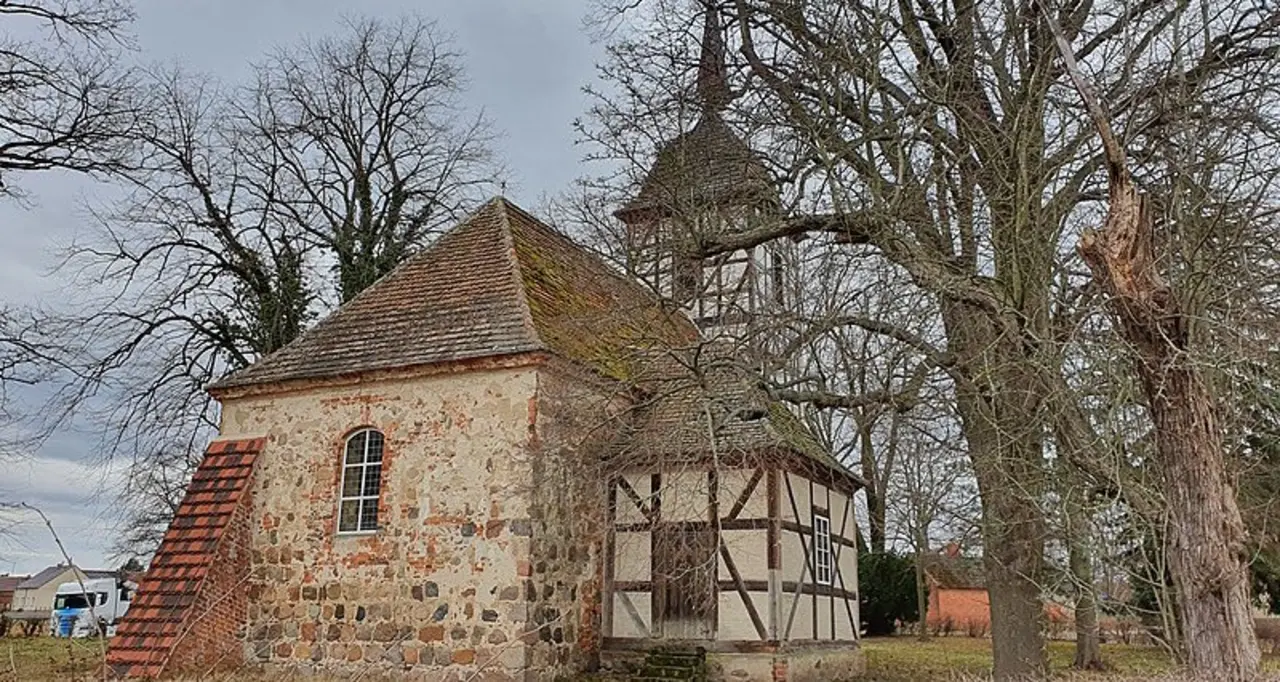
[338, 428, 384, 533]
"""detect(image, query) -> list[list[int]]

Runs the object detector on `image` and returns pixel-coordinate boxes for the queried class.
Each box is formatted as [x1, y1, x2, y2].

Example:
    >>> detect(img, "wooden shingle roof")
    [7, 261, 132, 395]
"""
[210, 198, 697, 393]
[923, 551, 987, 590]
[616, 114, 778, 220]
[106, 438, 262, 678]
[613, 343, 862, 489]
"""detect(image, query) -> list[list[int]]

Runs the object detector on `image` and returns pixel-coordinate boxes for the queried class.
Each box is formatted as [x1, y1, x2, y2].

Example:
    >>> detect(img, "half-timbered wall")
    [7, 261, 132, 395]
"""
[606, 462, 854, 645]
[609, 471, 655, 639]
[778, 472, 859, 641]
[716, 468, 770, 642]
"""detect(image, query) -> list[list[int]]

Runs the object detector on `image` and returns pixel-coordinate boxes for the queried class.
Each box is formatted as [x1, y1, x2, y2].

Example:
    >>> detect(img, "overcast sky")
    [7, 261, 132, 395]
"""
[0, 0, 605, 576]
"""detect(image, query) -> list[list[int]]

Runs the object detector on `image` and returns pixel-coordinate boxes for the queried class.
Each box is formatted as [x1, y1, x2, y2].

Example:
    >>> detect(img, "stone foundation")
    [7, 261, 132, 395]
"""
[603, 645, 865, 681]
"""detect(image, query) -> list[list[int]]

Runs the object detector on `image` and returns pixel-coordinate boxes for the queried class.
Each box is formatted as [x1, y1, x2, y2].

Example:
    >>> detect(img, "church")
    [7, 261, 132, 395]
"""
[104, 7, 864, 682]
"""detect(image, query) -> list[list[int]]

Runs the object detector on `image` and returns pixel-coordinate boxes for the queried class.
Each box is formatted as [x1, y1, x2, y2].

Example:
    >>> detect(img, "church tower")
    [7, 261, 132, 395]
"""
[614, 1, 795, 348]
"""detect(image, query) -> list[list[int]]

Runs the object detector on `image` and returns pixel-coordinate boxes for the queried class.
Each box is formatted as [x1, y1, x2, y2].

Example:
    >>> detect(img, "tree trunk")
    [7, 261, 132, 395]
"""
[1066, 491, 1104, 670]
[858, 415, 887, 553]
[943, 302, 1049, 680]
[1049, 385, 1106, 670]
[1040, 18, 1261, 676]
[915, 527, 931, 641]
[1080, 188, 1260, 680]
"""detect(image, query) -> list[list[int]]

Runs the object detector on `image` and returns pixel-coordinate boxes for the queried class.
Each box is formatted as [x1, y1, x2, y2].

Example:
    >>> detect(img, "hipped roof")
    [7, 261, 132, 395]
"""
[211, 198, 698, 392]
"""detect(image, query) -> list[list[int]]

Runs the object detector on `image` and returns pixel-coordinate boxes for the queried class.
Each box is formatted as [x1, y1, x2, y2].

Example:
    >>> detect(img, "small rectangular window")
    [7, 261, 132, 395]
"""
[812, 513, 833, 586]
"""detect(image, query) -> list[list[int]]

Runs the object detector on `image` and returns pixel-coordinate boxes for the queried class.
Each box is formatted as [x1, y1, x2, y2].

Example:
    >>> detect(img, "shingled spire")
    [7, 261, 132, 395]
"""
[696, 1, 731, 114]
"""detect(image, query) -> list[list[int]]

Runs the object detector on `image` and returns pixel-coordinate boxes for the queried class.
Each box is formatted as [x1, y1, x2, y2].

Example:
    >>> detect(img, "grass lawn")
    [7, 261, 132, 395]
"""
[4, 633, 1280, 681]
[862, 636, 1280, 680]
[1, 635, 102, 681]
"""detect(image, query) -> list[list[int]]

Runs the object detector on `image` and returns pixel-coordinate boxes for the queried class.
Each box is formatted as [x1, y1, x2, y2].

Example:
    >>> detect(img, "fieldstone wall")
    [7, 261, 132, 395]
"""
[218, 363, 549, 681]
[523, 364, 620, 676]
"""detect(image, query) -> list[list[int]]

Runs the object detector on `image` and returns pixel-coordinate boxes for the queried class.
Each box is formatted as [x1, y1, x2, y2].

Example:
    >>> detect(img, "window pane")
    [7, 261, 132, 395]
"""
[345, 431, 367, 464]
[342, 466, 363, 497]
[360, 499, 379, 531]
[339, 500, 360, 532]
[363, 464, 382, 497]
[365, 431, 384, 462]
[813, 515, 832, 585]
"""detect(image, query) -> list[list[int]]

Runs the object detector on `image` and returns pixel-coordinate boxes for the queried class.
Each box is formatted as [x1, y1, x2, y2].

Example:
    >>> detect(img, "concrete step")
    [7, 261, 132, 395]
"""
[634, 666, 700, 679]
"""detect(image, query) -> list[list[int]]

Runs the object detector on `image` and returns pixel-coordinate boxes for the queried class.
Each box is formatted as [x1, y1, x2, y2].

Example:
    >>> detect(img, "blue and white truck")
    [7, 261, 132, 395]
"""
[49, 577, 135, 638]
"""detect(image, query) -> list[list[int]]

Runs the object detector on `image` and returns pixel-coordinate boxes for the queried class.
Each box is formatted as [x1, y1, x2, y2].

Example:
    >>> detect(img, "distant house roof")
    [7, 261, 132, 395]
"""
[0, 575, 28, 592]
[210, 197, 697, 393]
[15, 565, 115, 590]
[616, 114, 778, 220]
[923, 549, 986, 590]
[613, 343, 862, 488]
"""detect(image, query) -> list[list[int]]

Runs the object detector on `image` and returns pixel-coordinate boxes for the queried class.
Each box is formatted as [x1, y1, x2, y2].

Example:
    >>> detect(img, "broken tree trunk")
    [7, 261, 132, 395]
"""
[1039, 10, 1261, 677]
[1079, 190, 1259, 679]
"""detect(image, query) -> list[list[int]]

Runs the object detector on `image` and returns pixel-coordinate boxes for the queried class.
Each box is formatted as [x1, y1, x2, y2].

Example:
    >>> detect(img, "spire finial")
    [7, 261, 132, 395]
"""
[697, 0, 730, 113]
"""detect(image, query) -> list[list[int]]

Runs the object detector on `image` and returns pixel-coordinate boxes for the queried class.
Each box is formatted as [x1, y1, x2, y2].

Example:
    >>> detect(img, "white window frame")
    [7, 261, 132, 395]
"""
[812, 512, 833, 586]
[337, 428, 384, 534]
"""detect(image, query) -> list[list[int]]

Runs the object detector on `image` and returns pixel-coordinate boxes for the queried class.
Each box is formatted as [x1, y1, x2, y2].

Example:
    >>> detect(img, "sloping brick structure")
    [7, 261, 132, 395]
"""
[106, 438, 263, 678]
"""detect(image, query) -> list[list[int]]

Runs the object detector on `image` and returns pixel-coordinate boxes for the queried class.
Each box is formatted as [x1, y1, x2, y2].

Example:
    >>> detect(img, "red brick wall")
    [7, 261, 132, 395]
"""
[927, 588, 1072, 635]
[926, 588, 991, 632]
[168, 498, 252, 674]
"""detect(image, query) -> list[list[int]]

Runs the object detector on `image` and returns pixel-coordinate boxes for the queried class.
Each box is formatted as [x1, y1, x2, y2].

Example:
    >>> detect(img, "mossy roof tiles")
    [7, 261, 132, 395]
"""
[210, 197, 697, 391]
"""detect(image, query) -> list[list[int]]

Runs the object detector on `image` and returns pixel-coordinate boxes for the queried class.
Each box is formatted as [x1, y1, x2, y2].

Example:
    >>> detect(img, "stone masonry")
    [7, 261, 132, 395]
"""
[215, 357, 620, 681]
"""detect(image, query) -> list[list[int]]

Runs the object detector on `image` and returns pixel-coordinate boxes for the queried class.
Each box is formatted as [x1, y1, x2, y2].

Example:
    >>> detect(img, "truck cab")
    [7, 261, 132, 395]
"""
[50, 577, 135, 638]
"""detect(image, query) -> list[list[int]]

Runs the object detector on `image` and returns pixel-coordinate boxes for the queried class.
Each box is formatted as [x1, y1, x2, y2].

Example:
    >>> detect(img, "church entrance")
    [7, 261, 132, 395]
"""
[653, 524, 717, 639]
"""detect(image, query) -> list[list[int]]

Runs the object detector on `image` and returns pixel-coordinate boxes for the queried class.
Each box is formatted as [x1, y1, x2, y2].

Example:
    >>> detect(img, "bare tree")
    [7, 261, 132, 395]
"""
[580, 0, 1280, 677]
[1045, 9, 1266, 675]
[886, 412, 979, 639]
[247, 16, 498, 303]
[0, 0, 138, 461]
[54, 16, 499, 557]
[0, 0, 137, 196]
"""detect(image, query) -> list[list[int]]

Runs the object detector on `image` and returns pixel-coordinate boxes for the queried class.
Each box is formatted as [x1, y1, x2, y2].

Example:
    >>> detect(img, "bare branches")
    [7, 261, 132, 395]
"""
[47, 16, 497, 557]
[581, 0, 1280, 674]
[246, 15, 499, 302]
[0, 0, 138, 195]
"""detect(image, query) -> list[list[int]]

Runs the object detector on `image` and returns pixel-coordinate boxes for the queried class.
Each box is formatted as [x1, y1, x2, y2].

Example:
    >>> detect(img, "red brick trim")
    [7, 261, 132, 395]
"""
[106, 437, 264, 678]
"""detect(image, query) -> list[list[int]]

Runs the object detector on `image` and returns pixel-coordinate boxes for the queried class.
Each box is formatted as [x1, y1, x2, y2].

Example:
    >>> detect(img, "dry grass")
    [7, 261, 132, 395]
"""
[862, 636, 1280, 681]
[1, 635, 101, 681]
[4, 633, 1280, 681]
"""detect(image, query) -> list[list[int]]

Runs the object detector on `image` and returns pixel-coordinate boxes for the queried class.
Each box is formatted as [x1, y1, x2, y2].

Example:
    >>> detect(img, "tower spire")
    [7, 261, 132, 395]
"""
[696, 0, 731, 114]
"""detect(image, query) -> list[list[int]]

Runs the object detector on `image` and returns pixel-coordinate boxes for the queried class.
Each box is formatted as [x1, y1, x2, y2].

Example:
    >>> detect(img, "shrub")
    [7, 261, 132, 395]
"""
[860, 551, 923, 636]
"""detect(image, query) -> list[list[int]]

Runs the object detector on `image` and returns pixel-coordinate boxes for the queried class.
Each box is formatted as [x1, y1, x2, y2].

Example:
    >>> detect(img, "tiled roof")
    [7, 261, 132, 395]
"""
[613, 342, 856, 481]
[616, 114, 778, 219]
[210, 198, 696, 391]
[14, 565, 115, 590]
[923, 552, 986, 590]
[106, 438, 263, 679]
[0, 575, 27, 592]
